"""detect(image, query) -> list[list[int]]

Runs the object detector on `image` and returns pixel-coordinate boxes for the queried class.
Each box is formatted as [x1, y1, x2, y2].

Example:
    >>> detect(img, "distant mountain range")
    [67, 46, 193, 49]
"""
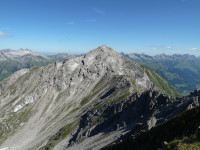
[0, 49, 69, 82]
[122, 53, 200, 95]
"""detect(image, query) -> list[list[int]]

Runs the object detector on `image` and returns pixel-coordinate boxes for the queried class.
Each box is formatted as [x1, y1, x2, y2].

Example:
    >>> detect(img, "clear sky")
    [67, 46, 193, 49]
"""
[0, 0, 200, 55]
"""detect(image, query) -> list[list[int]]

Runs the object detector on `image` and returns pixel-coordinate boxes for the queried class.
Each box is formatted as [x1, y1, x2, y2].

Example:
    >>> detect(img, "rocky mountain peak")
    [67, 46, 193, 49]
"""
[18, 48, 33, 53]
[0, 46, 153, 150]
[98, 45, 117, 52]
[84, 45, 119, 59]
[74, 45, 153, 92]
[81, 45, 129, 70]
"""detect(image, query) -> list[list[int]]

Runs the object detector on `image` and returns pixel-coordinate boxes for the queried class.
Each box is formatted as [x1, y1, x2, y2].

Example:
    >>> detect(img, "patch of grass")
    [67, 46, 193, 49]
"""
[42, 121, 79, 149]
[166, 139, 181, 149]
[80, 96, 91, 106]
[91, 116, 105, 127]
[164, 137, 200, 150]
[93, 102, 105, 111]
[80, 78, 107, 106]
[9, 83, 17, 95]
[69, 107, 79, 114]
[80, 75, 127, 106]
[30, 66, 39, 72]
[141, 65, 181, 98]
[0, 134, 8, 145]
[109, 92, 130, 104]
[130, 80, 136, 89]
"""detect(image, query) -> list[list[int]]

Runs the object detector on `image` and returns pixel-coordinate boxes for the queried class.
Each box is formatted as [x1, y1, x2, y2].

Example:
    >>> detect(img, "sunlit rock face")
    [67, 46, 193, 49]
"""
[0, 45, 154, 150]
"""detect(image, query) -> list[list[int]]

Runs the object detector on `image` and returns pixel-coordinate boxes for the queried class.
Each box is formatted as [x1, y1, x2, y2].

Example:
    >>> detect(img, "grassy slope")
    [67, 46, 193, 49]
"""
[141, 65, 181, 98]
[106, 106, 200, 150]
[132, 58, 200, 96]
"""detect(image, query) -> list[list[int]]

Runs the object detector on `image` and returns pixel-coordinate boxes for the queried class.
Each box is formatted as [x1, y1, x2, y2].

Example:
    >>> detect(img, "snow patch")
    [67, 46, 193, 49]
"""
[14, 104, 23, 112]
[14, 95, 34, 112]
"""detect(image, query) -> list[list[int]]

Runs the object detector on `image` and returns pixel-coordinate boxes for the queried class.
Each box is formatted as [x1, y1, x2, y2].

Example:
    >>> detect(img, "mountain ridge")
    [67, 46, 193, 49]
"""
[0, 45, 153, 149]
[0, 46, 195, 150]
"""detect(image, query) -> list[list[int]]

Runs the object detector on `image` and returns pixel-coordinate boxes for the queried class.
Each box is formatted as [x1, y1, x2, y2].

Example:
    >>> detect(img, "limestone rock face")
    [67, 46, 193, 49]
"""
[0, 45, 198, 150]
[0, 45, 153, 150]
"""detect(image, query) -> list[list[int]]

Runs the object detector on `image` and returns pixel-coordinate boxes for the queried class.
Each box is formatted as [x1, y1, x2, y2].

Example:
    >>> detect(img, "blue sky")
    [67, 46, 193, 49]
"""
[0, 0, 200, 55]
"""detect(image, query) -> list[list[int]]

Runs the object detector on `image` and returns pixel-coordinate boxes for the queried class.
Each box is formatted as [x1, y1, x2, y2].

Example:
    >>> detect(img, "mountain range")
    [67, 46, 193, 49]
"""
[0, 49, 69, 82]
[0, 46, 199, 150]
[1, 48, 199, 96]
[122, 53, 200, 95]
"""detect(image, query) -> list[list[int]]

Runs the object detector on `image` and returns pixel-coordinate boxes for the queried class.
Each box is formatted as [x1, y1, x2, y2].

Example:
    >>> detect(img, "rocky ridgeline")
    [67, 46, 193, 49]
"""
[46, 89, 200, 149]
[0, 45, 153, 150]
[106, 91, 200, 150]
[0, 45, 199, 150]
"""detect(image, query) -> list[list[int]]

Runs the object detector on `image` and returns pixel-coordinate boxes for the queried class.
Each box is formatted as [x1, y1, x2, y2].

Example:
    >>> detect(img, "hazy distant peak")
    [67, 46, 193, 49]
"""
[123, 52, 199, 60]
[18, 48, 33, 53]
[0, 48, 40, 60]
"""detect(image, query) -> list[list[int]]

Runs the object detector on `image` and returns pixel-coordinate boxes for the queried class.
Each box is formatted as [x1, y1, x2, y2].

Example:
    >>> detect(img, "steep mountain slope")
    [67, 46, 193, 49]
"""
[0, 45, 153, 150]
[122, 53, 200, 95]
[141, 65, 181, 98]
[68, 88, 199, 150]
[107, 91, 200, 150]
[0, 49, 69, 82]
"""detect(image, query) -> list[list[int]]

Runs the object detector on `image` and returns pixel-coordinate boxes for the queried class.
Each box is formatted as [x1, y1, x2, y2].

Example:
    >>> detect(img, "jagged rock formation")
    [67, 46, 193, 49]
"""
[106, 91, 200, 150]
[0, 45, 198, 150]
[67, 90, 200, 150]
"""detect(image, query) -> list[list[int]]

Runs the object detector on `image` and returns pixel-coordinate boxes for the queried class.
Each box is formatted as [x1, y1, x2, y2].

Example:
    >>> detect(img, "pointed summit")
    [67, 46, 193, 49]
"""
[96, 45, 117, 53]
[98, 45, 116, 51]
[84, 45, 119, 62]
